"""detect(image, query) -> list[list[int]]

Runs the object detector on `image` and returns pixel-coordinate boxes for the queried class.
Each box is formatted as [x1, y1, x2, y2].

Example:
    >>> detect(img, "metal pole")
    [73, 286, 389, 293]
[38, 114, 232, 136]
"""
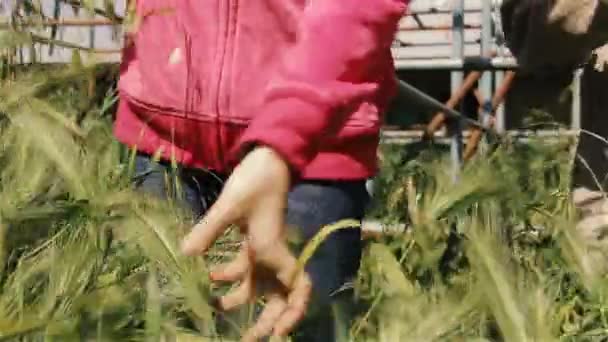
[0, 18, 118, 28]
[426, 71, 484, 137]
[571, 69, 583, 130]
[478, 0, 493, 154]
[89, 13, 96, 50]
[397, 24, 483, 31]
[493, 0, 507, 133]
[464, 71, 517, 160]
[494, 70, 507, 132]
[393, 57, 518, 71]
[448, 0, 465, 181]
[397, 80, 489, 131]
[381, 129, 579, 146]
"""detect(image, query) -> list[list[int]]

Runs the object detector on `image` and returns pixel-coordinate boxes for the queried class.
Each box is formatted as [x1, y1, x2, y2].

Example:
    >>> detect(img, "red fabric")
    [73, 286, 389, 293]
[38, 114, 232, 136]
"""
[115, 0, 408, 180]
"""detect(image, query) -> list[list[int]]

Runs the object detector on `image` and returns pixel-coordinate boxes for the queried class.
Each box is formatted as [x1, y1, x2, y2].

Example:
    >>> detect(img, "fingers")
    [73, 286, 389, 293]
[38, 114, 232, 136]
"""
[238, 272, 312, 340]
[253, 241, 300, 289]
[181, 165, 256, 256]
[217, 275, 253, 311]
[242, 294, 287, 342]
[246, 204, 297, 287]
[246, 212, 311, 338]
[210, 245, 250, 282]
[181, 195, 240, 256]
[213, 245, 253, 311]
[272, 272, 313, 337]
[212, 239, 313, 339]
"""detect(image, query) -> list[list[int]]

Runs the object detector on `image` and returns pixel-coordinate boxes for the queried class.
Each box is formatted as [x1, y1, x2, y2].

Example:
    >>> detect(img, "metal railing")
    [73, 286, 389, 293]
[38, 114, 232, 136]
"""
[1, 1, 587, 235]
[388, 0, 583, 183]
[363, 1, 582, 231]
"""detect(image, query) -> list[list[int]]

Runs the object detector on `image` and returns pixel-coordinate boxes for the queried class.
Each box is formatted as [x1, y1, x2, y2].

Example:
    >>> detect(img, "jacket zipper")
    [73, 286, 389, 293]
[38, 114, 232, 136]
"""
[211, 0, 234, 169]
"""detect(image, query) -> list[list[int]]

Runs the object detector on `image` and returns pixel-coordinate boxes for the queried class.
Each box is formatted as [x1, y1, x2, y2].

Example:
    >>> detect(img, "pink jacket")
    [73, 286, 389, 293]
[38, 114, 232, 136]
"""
[114, 0, 408, 180]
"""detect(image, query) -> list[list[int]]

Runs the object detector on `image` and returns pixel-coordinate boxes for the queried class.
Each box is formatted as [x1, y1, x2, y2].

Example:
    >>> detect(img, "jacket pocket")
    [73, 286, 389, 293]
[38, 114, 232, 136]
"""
[129, 0, 200, 116]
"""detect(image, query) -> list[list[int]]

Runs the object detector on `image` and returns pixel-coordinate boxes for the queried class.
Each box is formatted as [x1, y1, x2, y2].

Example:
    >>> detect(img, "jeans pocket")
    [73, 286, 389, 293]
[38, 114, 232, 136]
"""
[132, 155, 154, 182]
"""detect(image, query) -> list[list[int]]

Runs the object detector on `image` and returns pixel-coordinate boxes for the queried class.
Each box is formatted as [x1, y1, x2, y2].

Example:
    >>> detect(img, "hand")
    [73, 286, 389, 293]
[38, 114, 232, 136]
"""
[549, 0, 597, 34]
[210, 241, 311, 341]
[594, 44, 608, 72]
[181, 146, 312, 341]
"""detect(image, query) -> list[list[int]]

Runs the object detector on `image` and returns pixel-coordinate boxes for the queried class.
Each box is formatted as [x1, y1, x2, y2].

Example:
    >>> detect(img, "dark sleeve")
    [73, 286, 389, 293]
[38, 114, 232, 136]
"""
[501, 0, 608, 73]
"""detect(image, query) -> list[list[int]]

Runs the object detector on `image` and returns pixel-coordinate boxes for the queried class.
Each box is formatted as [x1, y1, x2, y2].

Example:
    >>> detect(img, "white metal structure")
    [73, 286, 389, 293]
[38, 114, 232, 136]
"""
[1, 1, 588, 234]
[394, 0, 514, 67]
[1, 0, 514, 66]
[0, 0, 125, 64]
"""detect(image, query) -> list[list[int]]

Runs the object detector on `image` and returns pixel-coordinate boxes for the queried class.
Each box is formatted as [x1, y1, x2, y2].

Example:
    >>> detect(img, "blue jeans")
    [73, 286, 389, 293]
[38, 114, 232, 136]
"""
[132, 154, 368, 341]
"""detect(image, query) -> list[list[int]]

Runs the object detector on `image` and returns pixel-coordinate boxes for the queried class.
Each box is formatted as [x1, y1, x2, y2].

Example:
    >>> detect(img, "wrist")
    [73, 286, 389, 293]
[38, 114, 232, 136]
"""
[245, 145, 295, 187]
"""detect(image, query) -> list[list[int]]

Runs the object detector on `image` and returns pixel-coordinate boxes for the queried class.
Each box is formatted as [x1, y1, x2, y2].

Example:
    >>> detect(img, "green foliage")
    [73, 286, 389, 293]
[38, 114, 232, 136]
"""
[0, 67, 224, 340]
[355, 133, 608, 341]
[0, 66, 601, 341]
[2, 38, 608, 342]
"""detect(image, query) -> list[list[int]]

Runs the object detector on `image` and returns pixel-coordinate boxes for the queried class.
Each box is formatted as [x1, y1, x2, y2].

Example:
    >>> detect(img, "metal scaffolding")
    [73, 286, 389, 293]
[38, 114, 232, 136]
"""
[1, 1, 588, 236]
[386, 0, 583, 181]
[1, 0, 584, 174]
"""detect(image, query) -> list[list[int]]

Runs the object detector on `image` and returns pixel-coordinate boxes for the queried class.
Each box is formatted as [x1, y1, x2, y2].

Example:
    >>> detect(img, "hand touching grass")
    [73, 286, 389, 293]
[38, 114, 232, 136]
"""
[181, 147, 312, 341]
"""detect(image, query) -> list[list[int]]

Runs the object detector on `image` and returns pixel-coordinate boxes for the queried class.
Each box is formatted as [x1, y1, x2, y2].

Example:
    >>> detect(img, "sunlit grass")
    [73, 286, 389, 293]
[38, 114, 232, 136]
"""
[3, 35, 608, 341]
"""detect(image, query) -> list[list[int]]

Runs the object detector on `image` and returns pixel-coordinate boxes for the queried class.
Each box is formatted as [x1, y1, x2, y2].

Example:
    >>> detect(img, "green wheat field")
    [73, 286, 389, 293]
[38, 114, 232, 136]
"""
[3, 21, 608, 341]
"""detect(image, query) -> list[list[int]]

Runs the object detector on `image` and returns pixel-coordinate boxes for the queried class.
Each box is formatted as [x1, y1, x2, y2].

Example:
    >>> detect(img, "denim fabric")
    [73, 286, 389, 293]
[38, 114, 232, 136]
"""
[132, 154, 369, 341]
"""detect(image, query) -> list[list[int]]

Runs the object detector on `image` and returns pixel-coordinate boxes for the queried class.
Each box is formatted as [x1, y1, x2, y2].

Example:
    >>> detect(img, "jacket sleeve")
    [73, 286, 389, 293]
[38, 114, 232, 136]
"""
[501, 0, 608, 73]
[234, 0, 408, 174]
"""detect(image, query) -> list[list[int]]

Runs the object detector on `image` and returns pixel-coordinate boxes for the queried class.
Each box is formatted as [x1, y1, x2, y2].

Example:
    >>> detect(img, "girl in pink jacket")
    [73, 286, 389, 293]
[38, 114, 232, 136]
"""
[115, 0, 408, 340]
